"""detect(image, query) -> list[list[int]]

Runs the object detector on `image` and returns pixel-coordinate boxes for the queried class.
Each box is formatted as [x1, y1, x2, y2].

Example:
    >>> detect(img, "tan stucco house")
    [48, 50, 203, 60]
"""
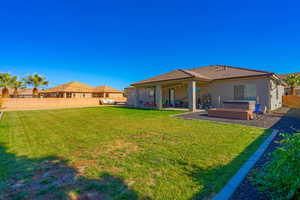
[126, 65, 285, 112]
[93, 86, 124, 98]
[40, 82, 124, 98]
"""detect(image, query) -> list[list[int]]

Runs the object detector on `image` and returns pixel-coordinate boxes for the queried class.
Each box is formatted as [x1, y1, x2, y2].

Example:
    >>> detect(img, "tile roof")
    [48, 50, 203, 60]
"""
[41, 81, 94, 93]
[93, 86, 123, 93]
[278, 72, 300, 80]
[132, 65, 274, 86]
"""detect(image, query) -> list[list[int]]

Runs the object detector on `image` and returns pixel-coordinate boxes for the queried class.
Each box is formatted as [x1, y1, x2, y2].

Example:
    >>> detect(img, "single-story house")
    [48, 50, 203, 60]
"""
[40, 81, 124, 98]
[93, 86, 124, 98]
[0, 88, 35, 98]
[126, 65, 285, 112]
[278, 72, 300, 96]
[40, 81, 94, 98]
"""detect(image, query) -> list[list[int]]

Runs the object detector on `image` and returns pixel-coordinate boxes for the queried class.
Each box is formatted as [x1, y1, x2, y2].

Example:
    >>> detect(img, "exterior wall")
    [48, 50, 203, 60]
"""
[1, 97, 127, 111]
[108, 93, 124, 98]
[269, 79, 284, 110]
[1, 98, 102, 111]
[42, 92, 93, 98]
[72, 93, 93, 98]
[125, 87, 155, 107]
[136, 87, 155, 106]
[204, 77, 269, 110]
[125, 88, 136, 106]
[129, 76, 284, 111]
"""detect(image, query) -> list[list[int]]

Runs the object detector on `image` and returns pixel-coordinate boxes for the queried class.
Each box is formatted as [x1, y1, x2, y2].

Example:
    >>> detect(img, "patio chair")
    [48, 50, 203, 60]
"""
[253, 104, 263, 119]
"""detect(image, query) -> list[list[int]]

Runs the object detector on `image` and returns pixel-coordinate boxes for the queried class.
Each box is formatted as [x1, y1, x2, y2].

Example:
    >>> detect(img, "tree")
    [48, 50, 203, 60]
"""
[0, 73, 13, 98]
[23, 74, 49, 96]
[285, 74, 300, 96]
[10, 76, 26, 96]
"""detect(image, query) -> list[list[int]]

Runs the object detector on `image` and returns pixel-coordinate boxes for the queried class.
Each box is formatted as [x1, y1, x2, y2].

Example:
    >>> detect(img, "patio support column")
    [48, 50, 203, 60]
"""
[155, 85, 162, 110]
[63, 92, 67, 98]
[135, 87, 140, 107]
[188, 80, 196, 112]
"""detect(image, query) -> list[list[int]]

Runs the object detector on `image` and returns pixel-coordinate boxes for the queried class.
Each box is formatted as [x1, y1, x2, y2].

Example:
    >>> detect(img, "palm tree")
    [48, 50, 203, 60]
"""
[285, 74, 300, 96]
[23, 74, 49, 96]
[10, 76, 26, 96]
[0, 73, 13, 98]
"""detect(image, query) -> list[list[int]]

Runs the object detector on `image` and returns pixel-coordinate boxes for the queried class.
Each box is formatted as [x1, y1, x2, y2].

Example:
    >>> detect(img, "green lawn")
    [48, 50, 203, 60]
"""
[0, 107, 269, 200]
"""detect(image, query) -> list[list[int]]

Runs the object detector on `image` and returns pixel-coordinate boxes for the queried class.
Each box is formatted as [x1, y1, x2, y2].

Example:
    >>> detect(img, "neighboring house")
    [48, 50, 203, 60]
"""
[93, 86, 124, 98]
[0, 88, 35, 98]
[40, 82, 94, 98]
[278, 72, 300, 96]
[40, 81, 124, 98]
[126, 65, 285, 112]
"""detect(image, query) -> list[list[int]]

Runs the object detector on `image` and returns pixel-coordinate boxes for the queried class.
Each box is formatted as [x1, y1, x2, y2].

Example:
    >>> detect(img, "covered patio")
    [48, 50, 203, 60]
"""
[134, 79, 212, 112]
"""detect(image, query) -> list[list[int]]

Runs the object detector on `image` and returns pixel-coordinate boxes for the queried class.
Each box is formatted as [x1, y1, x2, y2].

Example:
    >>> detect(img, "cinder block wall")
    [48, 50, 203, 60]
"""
[1, 97, 127, 111]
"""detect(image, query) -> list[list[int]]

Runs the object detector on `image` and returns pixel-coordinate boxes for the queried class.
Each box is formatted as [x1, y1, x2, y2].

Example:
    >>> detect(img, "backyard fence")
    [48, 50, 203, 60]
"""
[1, 97, 127, 111]
[282, 95, 300, 108]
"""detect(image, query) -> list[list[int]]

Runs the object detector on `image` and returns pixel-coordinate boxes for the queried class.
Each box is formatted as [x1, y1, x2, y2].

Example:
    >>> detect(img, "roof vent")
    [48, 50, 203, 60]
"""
[214, 66, 227, 71]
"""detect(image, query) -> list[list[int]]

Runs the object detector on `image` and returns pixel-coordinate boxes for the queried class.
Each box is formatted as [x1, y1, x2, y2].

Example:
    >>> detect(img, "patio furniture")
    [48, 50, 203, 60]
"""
[100, 99, 115, 105]
[208, 108, 254, 120]
[253, 104, 263, 119]
[144, 102, 156, 107]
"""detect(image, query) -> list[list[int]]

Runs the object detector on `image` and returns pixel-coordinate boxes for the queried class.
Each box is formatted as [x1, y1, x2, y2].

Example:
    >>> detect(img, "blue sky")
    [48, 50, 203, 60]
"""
[0, 0, 299, 89]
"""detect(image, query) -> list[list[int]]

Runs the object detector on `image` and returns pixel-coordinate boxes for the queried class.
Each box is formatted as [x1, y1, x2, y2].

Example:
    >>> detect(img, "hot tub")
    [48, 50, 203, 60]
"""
[223, 100, 256, 111]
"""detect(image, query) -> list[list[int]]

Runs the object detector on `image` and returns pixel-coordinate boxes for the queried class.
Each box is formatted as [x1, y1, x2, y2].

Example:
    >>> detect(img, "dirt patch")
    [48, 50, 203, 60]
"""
[105, 140, 139, 154]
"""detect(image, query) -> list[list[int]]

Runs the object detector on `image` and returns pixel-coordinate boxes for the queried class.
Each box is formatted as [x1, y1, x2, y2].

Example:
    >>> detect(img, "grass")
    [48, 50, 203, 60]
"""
[0, 107, 270, 199]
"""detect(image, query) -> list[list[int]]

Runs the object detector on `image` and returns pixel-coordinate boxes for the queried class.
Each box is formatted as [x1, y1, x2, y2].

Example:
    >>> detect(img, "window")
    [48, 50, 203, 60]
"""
[234, 84, 256, 100]
[148, 88, 155, 97]
[234, 85, 245, 100]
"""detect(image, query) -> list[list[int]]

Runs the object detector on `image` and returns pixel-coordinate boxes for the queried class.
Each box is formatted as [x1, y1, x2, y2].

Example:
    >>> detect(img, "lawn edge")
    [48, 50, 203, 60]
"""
[213, 129, 279, 200]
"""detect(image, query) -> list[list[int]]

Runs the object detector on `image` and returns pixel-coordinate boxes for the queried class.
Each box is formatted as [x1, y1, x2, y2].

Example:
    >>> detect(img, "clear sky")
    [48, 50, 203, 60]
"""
[0, 0, 299, 90]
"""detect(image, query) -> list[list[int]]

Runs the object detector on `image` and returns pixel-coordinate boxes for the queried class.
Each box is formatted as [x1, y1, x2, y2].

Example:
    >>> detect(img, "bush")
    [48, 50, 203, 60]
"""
[254, 133, 300, 200]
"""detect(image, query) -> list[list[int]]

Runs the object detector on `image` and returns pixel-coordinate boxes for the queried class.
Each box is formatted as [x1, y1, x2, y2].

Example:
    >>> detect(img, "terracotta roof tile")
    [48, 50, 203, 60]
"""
[132, 65, 274, 86]
[41, 82, 94, 93]
[94, 86, 123, 93]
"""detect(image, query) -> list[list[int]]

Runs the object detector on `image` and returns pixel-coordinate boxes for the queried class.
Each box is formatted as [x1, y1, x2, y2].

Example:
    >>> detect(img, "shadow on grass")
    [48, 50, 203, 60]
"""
[183, 130, 271, 200]
[0, 144, 147, 200]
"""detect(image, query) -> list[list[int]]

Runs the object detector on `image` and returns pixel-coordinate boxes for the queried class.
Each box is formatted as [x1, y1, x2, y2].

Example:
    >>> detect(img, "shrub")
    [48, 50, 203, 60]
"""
[254, 133, 300, 200]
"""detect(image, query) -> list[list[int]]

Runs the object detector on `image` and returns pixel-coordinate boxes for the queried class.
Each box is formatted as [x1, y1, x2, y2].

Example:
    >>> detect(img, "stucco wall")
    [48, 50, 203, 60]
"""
[73, 93, 93, 98]
[204, 77, 270, 110]
[269, 79, 284, 110]
[128, 76, 284, 111]
[108, 93, 124, 98]
[1, 96, 127, 111]
[125, 88, 136, 106]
